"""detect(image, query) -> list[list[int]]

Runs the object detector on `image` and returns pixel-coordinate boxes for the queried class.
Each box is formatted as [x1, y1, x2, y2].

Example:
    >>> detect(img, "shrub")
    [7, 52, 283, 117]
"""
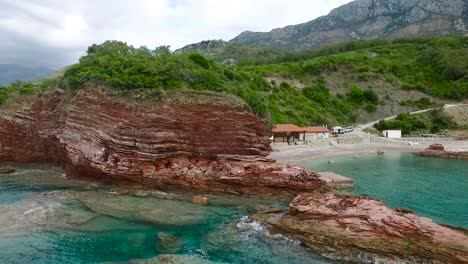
[363, 89, 379, 104]
[302, 77, 330, 104]
[348, 85, 365, 104]
[189, 53, 211, 69]
[365, 103, 377, 113]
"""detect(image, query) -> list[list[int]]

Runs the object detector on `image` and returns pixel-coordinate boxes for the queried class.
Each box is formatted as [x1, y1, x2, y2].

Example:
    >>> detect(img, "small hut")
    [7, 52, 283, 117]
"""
[272, 124, 303, 143]
[272, 124, 330, 143]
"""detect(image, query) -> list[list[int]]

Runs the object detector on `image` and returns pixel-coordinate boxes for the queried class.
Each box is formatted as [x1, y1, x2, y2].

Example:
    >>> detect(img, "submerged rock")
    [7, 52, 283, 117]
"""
[101, 254, 222, 264]
[0, 166, 15, 174]
[192, 195, 208, 206]
[75, 191, 227, 225]
[144, 254, 223, 264]
[156, 232, 183, 253]
[252, 192, 468, 263]
[203, 217, 334, 264]
[0, 191, 97, 234]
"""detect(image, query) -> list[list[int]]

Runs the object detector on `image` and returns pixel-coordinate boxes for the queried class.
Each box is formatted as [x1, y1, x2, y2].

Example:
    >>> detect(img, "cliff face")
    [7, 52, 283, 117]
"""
[253, 192, 468, 263]
[0, 87, 325, 197]
[231, 0, 468, 51]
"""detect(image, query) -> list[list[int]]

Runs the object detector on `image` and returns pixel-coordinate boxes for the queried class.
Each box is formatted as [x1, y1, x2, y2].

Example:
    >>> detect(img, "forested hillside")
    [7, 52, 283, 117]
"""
[1, 36, 467, 127]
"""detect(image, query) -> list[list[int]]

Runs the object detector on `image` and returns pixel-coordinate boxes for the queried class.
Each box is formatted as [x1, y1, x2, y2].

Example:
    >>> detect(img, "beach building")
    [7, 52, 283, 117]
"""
[382, 129, 402, 139]
[272, 124, 330, 143]
[303, 126, 331, 141]
[272, 124, 303, 143]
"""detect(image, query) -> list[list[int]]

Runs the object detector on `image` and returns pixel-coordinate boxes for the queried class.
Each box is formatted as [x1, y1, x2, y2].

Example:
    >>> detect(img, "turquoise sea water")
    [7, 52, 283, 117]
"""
[0, 165, 341, 264]
[299, 152, 468, 227]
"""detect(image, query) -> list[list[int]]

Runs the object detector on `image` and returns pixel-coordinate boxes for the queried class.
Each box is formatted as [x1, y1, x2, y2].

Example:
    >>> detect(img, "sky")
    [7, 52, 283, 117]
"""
[0, 0, 353, 69]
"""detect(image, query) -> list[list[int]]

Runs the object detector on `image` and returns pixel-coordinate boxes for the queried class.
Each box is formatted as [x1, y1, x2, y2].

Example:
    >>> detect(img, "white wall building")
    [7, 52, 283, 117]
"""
[301, 126, 331, 141]
[382, 129, 402, 139]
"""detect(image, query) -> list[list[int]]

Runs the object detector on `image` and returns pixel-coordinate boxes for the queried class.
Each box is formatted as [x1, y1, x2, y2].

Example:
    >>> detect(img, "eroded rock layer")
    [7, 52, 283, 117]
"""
[0, 87, 325, 197]
[253, 192, 468, 263]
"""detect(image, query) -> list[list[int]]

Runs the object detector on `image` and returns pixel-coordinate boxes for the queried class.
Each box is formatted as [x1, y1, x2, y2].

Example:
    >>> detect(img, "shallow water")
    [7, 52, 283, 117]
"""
[299, 152, 468, 227]
[0, 165, 342, 264]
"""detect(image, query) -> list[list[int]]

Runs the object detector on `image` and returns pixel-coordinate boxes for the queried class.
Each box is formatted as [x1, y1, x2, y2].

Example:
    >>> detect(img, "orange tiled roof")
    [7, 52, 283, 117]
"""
[272, 124, 303, 133]
[272, 124, 330, 133]
[303, 126, 330, 133]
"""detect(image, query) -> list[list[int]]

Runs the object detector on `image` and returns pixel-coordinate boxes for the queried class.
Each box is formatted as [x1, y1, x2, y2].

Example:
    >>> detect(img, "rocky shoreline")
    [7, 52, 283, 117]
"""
[413, 144, 468, 160]
[0, 87, 327, 198]
[1, 88, 467, 263]
[253, 193, 468, 263]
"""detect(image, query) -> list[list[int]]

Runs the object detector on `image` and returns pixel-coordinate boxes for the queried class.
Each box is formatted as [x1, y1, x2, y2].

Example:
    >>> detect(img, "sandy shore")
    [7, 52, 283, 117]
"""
[269, 140, 468, 163]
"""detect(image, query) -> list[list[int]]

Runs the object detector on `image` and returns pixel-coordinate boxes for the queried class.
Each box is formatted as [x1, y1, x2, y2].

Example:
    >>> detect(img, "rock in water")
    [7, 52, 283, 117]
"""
[428, 144, 445, 151]
[103, 254, 224, 264]
[144, 254, 223, 264]
[156, 233, 183, 253]
[252, 192, 468, 263]
[0, 166, 15, 174]
[413, 144, 468, 160]
[192, 195, 208, 206]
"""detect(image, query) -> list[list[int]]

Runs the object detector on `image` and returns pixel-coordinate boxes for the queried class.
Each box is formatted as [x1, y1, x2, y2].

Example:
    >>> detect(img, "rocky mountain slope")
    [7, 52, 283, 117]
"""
[231, 0, 468, 51]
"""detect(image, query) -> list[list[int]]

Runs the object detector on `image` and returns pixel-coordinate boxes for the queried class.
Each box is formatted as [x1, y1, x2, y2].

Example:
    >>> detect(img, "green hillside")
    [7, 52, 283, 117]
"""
[1, 36, 467, 128]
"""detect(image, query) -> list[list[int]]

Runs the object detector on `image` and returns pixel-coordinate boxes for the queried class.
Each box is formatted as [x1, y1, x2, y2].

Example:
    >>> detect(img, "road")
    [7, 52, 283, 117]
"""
[358, 104, 468, 130]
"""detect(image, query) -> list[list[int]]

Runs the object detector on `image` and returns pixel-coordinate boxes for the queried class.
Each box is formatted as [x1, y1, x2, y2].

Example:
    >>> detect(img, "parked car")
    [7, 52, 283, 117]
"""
[331, 126, 344, 134]
[344, 126, 354, 133]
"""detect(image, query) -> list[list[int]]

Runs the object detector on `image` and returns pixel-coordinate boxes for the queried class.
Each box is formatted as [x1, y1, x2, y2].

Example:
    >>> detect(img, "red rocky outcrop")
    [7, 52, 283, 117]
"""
[253, 192, 468, 263]
[0, 87, 325, 197]
[413, 144, 468, 160]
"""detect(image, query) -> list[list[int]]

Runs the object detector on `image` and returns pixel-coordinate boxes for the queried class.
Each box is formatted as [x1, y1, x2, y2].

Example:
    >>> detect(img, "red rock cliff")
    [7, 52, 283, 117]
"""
[0, 87, 325, 197]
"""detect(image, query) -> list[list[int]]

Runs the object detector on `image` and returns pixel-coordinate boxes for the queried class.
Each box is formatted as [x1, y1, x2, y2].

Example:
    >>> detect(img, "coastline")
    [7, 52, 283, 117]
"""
[269, 140, 468, 163]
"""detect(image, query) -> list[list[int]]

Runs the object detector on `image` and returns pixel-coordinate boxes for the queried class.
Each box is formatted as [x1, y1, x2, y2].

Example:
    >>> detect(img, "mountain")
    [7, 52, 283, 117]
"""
[175, 40, 290, 65]
[231, 0, 468, 51]
[0, 64, 54, 86]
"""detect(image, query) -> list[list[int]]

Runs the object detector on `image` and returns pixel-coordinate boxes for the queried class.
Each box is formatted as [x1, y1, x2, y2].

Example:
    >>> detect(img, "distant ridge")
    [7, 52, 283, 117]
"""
[230, 0, 468, 51]
[0, 64, 54, 86]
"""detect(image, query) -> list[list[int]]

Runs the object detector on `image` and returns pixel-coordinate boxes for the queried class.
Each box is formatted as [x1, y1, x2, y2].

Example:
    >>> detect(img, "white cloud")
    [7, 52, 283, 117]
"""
[0, 0, 354, 67]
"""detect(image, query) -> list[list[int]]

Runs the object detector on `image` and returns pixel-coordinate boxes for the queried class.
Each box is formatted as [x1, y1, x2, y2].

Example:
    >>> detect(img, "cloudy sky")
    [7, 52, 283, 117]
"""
[0, 0, 353, 69]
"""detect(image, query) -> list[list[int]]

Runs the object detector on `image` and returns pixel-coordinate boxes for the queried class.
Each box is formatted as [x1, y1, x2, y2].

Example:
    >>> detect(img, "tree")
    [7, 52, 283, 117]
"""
[363, 89, 378, 104]
[348, 85, 364, 103]
[153, 46, 171, 56]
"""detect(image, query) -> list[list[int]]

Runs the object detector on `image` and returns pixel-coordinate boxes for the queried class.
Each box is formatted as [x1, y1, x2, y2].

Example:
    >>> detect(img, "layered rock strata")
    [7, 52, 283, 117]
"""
[0, 87, 326, 197]
[253, 192, 468, 263]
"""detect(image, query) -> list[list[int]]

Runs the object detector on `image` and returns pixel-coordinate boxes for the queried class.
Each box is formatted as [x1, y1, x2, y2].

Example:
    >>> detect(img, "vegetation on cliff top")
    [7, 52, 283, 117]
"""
[1, 36, 467, 128]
